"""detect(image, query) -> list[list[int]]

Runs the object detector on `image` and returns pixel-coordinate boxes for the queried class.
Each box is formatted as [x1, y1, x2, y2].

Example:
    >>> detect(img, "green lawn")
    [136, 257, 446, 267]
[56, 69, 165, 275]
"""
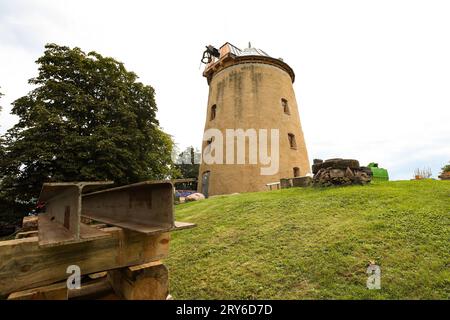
[166, 180, 450, 299]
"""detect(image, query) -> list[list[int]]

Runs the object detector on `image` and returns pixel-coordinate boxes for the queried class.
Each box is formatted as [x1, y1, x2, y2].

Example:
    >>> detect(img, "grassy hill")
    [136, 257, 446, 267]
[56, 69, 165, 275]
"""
[166, 180, 449, 299]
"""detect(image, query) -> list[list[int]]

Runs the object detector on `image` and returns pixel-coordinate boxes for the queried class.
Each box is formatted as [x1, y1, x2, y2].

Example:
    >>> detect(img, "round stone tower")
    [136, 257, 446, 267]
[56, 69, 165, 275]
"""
[198, 42, 310, 197]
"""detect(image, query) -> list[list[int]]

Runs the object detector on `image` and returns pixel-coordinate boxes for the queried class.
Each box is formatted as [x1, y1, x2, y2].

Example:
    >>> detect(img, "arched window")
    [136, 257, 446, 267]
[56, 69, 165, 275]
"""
[293, 167, 300, 177]
[288, 133, 297, 149]
[210, 104, 217, 120]
[281, 98, 290, 115]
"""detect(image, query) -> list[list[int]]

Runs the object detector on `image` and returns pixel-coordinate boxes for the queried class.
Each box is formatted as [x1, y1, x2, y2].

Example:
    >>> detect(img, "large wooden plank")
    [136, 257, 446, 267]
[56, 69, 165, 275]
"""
[174, 221, 197, 230]
[0, 227, 170, 298]
[108, 261, 169, 300]
[22, 216, 38, 232]
[68, 278, 112, 300]
[15, 230, 39, 239]
[8, 281, 68, 300]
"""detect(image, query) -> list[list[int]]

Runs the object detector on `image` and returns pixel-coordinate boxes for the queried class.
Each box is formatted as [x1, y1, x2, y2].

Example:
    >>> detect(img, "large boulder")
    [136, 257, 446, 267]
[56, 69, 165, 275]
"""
[438, 172, 450, 180]
[185, 193, 206, 202]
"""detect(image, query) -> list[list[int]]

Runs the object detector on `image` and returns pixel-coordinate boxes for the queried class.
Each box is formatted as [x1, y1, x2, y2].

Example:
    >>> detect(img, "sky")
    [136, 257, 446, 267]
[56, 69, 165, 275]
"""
[0, 0, 449, 180]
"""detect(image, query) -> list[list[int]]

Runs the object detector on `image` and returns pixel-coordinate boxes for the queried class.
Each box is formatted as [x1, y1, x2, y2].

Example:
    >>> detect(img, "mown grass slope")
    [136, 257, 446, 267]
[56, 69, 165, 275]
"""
[166, 180, 449, 299]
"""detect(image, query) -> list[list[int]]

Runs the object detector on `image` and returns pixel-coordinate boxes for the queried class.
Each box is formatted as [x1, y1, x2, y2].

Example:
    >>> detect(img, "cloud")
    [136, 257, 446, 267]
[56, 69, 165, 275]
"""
[0, 0, 449, 180]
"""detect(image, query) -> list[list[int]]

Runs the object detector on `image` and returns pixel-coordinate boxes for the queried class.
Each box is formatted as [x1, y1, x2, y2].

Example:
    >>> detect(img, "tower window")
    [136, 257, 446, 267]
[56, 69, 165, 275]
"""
[281, 98, 290, 115]
[293, 167, 300, 177]
[210, 104, 217, 120]
[288, 133, 297, 149]
[205, 138, 213, 153]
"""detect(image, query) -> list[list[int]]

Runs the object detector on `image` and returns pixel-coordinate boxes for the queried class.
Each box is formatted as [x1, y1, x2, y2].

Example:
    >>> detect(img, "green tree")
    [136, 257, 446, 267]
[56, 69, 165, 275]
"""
[0, 87, 4, 172]
[0, 88, 4, 171]
[0, 88, 20, 224]
[0, 44, 175, 207]
[174, 146, 200, 190]
[175, 146, 200, 178]
[441, 162, 450, 173]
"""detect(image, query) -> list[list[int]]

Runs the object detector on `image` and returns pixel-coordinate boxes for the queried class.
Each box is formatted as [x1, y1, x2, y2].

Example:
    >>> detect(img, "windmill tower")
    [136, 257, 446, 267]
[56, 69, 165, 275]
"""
[198, 42, 310, 197]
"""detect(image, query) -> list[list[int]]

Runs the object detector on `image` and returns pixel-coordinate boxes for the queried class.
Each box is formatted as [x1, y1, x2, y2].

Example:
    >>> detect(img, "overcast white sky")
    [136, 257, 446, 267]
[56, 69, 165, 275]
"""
[1, 0, 449, 180]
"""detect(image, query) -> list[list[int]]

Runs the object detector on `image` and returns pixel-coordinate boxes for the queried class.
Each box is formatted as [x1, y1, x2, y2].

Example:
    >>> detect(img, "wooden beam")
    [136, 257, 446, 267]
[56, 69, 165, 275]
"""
[0, 227, 170, 297]
[8, 281, 68, 300]
[90, 223, 109, 229]
[22, 216, 38, 232]
[108, 261, 169, 300]
[15, 230, 39, 239]
[68, 278, 112, 299]
[88, 271, 107, 279]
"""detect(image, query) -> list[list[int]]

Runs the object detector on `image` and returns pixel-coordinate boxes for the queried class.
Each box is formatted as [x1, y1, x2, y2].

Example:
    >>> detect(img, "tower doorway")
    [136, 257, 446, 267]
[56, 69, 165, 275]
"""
[201, 171, 210, 198]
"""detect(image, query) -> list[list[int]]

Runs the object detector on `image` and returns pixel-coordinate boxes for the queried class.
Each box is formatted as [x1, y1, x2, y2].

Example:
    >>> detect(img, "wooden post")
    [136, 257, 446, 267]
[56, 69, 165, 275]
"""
[108, 261, 169, 300]
[7, 281, 68, 300]
[22, 216, 38, 232]
[68, 279, 112, 300]
[15, 230, 39, 239]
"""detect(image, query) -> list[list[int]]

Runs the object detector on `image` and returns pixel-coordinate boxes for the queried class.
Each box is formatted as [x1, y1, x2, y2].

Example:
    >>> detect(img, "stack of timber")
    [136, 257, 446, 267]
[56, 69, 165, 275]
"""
[0, 180, 195, 300]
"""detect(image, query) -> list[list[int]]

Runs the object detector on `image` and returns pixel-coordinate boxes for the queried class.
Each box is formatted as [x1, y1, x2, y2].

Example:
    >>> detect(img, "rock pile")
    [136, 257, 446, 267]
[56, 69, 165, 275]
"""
[438, 171, 450, 180]
[185, 192, 206, 202]
[312, 158, 372, 187]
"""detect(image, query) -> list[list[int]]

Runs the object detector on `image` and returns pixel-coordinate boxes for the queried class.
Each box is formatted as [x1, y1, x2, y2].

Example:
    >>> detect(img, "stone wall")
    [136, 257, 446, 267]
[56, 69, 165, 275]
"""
[312, 158, 372, 186]
[198, 61, 310, 196]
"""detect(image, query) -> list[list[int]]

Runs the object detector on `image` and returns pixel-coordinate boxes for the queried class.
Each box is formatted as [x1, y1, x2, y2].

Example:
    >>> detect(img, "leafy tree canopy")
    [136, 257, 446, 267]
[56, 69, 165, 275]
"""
[174, 146, 200, 190]
[0, 88, 3, 164]
[0, 87, 4, 160]
[442, 162, 450, 173]
[0, 44, 175, 206]
[175, 146, 200, 178]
